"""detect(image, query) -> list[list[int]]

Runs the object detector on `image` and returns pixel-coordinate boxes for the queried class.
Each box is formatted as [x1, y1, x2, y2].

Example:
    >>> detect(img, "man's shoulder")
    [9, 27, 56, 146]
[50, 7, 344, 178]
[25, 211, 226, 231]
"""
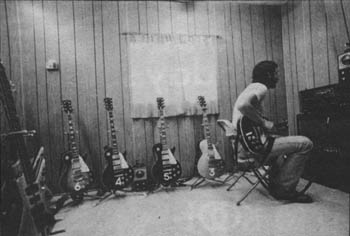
[247, 82, 268, 90]
[241, 82, 268, 97]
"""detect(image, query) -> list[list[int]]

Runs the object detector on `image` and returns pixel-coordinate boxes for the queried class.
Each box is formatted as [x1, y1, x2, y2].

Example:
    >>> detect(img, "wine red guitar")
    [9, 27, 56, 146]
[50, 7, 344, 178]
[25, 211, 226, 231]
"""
[102, 97, 134, 190]
[151, 97, 182, 187]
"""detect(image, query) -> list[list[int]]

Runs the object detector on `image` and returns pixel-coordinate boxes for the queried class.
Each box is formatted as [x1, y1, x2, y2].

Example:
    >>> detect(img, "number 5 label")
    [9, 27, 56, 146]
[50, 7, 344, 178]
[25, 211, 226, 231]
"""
[163, 172, 171, 181]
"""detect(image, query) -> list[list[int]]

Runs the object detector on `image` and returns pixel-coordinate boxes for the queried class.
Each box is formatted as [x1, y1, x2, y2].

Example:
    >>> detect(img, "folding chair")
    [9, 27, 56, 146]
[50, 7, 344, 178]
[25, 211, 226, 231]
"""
[217, 119, 274, 206]
[226, 140, 274, 206]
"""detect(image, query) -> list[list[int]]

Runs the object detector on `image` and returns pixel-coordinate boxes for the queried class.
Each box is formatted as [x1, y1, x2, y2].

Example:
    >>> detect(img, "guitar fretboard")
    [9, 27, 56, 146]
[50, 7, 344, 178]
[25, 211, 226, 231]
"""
[67, 113, 80, 161]
[108, 111, 120, 156]
[159, 110, 169, 151]
[202, 110, 213, 151]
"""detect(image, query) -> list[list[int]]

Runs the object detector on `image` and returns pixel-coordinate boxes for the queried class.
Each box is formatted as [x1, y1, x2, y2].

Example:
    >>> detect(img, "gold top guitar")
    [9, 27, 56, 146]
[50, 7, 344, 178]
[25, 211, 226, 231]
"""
[59, 100, 91, 201]
[196, 96, 225, 179]
[102, 97, 134, 191]
[151, 97, 182, 187]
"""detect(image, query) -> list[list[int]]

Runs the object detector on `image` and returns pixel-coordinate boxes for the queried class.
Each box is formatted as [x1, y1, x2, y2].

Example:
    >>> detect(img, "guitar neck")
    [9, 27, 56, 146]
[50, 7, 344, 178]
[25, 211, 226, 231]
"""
[108, 111, 119, 155]
[67, 113, 80, 160]
[159, 111, 169, 151]
[202, 112, 213, 150]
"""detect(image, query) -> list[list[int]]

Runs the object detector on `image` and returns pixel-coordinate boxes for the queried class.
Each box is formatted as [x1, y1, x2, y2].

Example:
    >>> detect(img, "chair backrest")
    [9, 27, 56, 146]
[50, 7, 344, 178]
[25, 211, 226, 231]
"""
[217, 119, 271, 171]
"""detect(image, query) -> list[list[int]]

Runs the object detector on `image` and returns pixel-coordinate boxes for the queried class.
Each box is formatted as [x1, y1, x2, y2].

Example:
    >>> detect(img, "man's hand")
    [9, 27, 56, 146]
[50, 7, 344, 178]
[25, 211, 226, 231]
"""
[262, 119, 274, 130]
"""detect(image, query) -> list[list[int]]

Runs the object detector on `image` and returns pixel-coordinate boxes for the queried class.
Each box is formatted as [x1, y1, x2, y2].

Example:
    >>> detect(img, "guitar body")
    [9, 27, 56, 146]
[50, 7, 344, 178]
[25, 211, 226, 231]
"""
[102, 148, 134, 190]
[151, 143, 182, 187]
[59, 151, 91, 200]
[238, 116, 275, 155]
[197, 140, 226, 179]
[13, 161, 55, 236]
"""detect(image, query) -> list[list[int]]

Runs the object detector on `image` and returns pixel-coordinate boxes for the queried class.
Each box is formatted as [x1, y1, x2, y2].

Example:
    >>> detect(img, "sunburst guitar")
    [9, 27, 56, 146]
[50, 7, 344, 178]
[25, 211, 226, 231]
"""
[197, 96, 225, 179]
[151, 97, 182, 187]
[102, 97, 134, 190]
[59, 100, 91, 201]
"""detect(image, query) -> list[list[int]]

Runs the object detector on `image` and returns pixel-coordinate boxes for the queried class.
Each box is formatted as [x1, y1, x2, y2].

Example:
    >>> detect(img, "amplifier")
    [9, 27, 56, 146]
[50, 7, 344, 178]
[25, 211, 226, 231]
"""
[131, 161, 149, 191]
[297, 113, 350, 192]
[299, 84, 350, 114]
[338, 43, 350, 86]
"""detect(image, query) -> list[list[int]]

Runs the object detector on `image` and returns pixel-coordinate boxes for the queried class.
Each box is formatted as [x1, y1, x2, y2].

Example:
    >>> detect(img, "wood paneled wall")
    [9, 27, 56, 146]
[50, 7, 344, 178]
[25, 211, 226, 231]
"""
[281, 0, 350, 134]
[0, 0, 286, 192]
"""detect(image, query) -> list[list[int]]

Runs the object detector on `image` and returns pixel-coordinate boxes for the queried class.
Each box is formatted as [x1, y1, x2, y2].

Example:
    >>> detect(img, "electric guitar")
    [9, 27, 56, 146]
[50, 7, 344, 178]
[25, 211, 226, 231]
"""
[196, 96, 225, 179]
[102, 97, 134, 190]
[151, 97, 182, 187]
[59, 100, 91, 201]
[238, 116, 288, 155]
[0, 62, 55, 236]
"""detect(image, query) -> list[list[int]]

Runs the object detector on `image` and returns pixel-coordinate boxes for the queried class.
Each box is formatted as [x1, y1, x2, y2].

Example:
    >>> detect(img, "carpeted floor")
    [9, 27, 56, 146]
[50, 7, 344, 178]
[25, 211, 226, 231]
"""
[52, 175, 349, 236]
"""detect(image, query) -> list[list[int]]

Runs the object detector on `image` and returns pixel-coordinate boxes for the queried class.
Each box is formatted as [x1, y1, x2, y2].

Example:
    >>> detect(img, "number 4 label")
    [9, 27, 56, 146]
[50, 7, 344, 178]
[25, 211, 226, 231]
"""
[115, 177, 122, 185]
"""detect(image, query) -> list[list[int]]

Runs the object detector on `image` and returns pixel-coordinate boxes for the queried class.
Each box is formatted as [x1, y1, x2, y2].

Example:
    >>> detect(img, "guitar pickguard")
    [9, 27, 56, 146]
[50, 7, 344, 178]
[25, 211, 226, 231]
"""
[197, 140, 225, 179]
[151, 143, 182, 186]
[59, 152, 91, 200]
[102, 149, 134, 190]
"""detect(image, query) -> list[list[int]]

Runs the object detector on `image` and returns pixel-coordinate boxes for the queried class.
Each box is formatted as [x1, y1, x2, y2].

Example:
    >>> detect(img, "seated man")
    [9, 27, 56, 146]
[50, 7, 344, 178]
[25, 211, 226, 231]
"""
[220, 60, 314, 203]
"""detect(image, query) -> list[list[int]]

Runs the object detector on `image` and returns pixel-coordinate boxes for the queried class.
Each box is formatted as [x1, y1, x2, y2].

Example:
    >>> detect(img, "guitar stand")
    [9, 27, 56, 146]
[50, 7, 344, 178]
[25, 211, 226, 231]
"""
[151, 184, 177, 194]
[0, 129, 36, 138]
[94, 189, 148, 207]
[190, 175, 232, 190]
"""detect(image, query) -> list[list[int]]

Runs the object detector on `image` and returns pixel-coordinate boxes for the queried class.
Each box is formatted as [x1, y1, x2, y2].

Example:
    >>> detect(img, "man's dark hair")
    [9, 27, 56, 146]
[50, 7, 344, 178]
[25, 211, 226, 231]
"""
[252, 60, 278, 87]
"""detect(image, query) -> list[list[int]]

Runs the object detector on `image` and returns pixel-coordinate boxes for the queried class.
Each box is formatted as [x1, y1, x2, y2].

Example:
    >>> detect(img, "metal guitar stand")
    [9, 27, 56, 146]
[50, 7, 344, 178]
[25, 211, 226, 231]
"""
[150, 184, 177, 193]
[94, 188, 148, 207]
[189, 175, 232, 190]
[0, 129, 37, 138]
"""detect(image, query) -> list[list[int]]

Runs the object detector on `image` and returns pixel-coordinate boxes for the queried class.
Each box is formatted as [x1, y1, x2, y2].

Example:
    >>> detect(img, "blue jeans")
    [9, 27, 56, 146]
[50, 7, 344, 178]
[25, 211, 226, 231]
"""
[237, 135, 313, 195]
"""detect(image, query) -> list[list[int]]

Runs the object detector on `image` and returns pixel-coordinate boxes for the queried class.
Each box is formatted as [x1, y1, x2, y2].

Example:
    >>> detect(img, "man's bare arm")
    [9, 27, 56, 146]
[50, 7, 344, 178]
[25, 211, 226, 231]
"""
[236, 94, 274, 129]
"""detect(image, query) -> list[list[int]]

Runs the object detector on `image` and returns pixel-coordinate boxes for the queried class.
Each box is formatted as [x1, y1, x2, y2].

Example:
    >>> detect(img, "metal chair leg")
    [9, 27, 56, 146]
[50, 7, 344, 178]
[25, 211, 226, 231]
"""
[226, 171, 246, 191]
[190, 177, 206, 190]
[236, 169, 270, 206]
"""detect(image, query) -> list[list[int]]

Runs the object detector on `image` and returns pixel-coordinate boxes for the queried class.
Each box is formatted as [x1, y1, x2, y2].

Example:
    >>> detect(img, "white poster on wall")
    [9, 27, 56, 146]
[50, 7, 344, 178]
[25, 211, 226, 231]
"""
[128, 34, 219, 118]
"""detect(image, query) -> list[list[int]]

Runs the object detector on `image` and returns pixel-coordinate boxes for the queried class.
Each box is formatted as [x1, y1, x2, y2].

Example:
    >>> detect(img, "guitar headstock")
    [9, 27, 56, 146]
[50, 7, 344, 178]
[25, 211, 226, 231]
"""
[157, 97, 165, 111]
[62, 100, 73, 114]
[104, 97, 113, 111]
[198, 96, 207, 111]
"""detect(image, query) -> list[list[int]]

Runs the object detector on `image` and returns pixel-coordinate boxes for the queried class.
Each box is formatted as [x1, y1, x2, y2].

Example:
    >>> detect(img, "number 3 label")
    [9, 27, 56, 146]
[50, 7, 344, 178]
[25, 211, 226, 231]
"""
[209, 168, 215, 177]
